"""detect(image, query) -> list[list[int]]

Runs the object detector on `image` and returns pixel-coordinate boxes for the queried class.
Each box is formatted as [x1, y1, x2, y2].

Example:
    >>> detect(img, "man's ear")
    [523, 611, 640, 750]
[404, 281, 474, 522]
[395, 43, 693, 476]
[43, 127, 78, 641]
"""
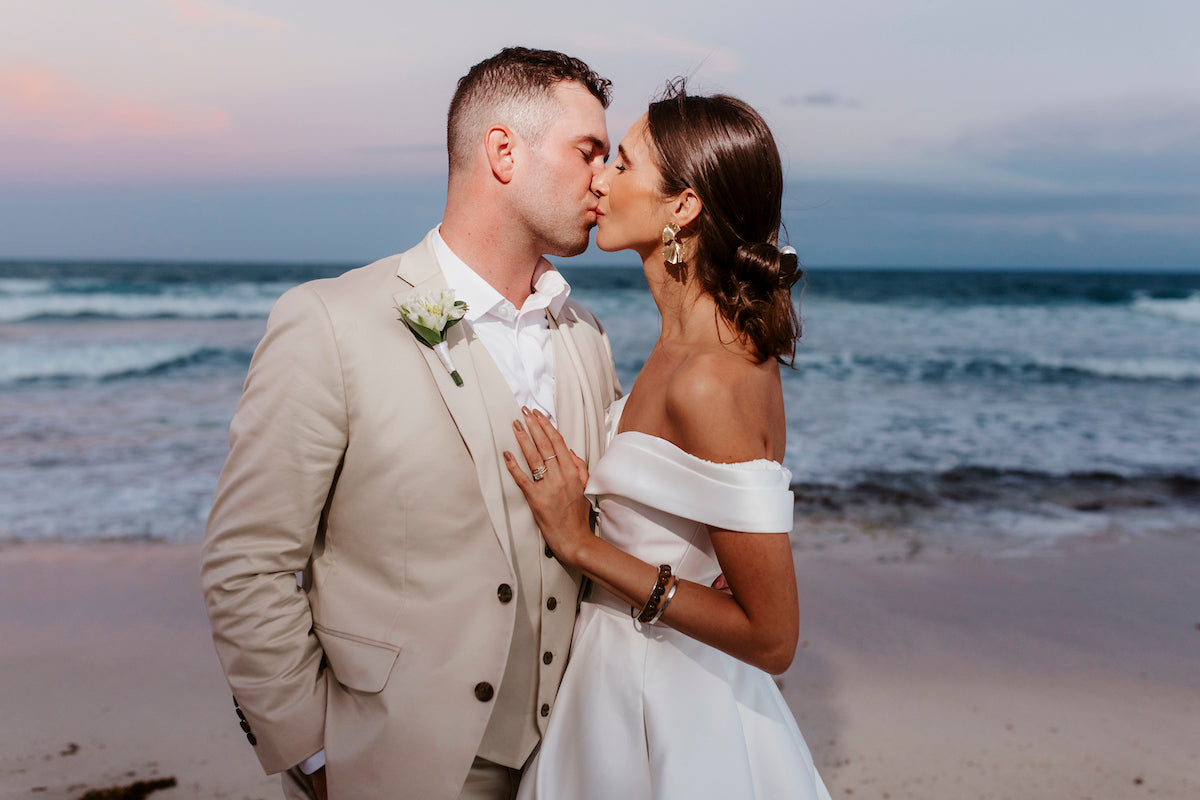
[485, 125, 517, 183]
[670, 188, 702, 228]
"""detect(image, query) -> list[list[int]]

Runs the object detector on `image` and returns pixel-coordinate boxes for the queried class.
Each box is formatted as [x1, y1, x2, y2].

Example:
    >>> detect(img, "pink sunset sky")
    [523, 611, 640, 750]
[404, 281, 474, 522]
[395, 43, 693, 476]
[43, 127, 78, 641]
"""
[2, 0, 1198, 267]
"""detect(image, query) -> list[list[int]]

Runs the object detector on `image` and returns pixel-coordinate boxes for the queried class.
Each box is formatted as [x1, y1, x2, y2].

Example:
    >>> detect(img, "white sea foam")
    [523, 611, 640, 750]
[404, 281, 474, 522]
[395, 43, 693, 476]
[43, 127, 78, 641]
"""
[0, 340, 219, 383]
[1131, 292, 1200, 324]
[795, 352, 1200, 383]
[0, 282, 291, 322]
[0, 278, 54, 295]
[1023, 354, 1200, 382]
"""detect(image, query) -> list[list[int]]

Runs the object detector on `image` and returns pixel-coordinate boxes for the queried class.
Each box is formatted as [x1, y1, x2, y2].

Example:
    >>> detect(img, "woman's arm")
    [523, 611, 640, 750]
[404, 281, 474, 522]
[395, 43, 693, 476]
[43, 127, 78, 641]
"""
[504, 406, 799, 675]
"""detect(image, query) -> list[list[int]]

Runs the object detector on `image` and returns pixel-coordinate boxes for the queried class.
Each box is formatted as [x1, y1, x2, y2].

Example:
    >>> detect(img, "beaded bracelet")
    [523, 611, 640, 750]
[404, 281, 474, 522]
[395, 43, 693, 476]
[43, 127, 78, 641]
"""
[633, 564, 673, 623]
[646, 575, 679, 626]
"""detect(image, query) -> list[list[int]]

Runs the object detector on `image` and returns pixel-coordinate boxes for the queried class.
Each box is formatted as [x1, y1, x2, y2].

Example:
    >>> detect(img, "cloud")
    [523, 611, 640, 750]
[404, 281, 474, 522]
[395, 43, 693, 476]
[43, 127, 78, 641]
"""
[785, 178, 1200, 268]
[355, 144, 443, 155]
[954, 95, 1200, 187]
[0, 65, 231, 142]
[567, 30, 740, 76]
[782, 92, 860, 109]
[794, 181, 1197, 217]
[162, 0, 288, 33]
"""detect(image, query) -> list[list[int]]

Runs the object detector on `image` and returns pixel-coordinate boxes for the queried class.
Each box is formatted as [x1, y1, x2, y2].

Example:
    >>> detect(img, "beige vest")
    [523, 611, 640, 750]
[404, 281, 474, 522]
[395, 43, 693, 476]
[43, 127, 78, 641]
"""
[475, 312, 601, 767]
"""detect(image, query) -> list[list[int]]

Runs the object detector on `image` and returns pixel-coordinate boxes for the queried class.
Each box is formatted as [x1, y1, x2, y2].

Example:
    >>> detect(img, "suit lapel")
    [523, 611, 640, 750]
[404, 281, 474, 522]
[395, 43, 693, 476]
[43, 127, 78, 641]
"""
[549, 304, 602, 466]
[392, 235, 519, 565]
[391, 235, 611, 565]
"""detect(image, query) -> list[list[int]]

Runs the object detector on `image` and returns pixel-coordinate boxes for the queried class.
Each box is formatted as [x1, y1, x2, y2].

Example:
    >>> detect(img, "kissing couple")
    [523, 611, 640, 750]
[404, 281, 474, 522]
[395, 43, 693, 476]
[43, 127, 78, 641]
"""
[202, 46, 830, 800]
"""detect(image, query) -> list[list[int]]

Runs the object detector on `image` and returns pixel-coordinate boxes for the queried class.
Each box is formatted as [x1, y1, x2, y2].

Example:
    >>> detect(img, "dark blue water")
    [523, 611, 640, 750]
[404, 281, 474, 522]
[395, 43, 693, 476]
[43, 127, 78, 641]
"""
[2, 261, 1197, 549]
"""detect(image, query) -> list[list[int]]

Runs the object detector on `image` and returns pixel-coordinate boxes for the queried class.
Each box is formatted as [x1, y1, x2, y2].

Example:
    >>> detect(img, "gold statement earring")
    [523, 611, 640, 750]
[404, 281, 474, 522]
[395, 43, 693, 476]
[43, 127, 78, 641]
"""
[661, 222, 683, 265]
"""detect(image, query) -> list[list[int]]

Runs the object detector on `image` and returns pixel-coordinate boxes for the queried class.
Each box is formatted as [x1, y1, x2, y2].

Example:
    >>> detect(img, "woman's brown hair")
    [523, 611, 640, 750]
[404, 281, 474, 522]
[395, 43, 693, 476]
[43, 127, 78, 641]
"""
[646, 81, 802, 364]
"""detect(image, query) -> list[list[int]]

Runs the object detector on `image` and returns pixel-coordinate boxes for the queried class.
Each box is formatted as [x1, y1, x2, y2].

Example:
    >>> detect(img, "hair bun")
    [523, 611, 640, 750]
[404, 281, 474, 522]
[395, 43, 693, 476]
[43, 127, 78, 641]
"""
[777, 244, 801, 291]
[733, 242, 802, 293]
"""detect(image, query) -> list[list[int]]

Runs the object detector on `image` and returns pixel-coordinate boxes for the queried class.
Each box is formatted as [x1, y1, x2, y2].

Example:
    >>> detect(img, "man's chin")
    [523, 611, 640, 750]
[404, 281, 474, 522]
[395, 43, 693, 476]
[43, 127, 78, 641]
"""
[546, 234, 592, 258]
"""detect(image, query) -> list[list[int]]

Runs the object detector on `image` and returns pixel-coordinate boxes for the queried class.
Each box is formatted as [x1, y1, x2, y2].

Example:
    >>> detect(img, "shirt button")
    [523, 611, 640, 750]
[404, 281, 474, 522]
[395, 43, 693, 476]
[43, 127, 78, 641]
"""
[540, 703, 551, 717]
[544, 544, 554, 559]
[543, 651, 553, 665]
[497, 584, 513, 603]
[546, 597, 558, 611]
[475, 682, 495, 702]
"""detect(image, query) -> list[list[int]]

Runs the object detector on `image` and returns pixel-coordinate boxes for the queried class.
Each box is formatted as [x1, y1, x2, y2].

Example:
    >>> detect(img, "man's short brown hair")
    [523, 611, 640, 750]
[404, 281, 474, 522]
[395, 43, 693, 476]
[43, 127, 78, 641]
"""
[447, 47, 612, 173]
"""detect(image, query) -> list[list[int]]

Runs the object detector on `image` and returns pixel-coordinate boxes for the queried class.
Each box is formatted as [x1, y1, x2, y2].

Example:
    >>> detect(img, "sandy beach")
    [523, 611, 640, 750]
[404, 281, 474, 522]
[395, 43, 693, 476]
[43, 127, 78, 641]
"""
[1, 533, 1196, 800]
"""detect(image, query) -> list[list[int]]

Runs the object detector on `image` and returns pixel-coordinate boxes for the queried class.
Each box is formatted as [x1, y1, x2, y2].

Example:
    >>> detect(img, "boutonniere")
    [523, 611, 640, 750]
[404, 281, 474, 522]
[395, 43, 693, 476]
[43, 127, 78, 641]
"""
[396, 290, 469, 386]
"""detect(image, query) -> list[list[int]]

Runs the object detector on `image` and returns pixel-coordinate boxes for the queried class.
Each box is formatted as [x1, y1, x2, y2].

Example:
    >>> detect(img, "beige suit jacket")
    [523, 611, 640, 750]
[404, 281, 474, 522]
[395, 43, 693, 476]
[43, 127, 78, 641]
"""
[201, 231, 621, 799]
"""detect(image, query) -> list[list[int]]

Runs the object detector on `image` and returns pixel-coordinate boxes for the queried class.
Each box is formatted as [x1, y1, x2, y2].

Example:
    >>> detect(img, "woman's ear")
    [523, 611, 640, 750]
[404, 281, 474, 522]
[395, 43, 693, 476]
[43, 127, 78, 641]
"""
[670, 188, 702, 228]
[484, 125, 516, 183]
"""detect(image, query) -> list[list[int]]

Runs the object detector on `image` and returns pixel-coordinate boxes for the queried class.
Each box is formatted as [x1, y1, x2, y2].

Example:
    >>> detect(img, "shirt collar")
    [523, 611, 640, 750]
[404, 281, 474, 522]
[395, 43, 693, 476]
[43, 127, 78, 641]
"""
[531, 259, 571, 318]
[431, 226, 570, 322]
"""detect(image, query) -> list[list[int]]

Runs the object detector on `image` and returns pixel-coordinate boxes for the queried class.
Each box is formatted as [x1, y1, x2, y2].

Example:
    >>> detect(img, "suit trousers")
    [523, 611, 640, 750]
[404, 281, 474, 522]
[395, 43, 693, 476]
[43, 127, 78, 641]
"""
[456, 756, 521, 800]
[278, 757, 520, 800]
[281, 765, 317, 800]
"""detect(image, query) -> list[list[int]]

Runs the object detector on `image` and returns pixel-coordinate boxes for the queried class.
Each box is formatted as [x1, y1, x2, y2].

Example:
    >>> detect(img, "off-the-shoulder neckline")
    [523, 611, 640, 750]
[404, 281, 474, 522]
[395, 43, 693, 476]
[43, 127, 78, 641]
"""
[611, 429, 785, 470]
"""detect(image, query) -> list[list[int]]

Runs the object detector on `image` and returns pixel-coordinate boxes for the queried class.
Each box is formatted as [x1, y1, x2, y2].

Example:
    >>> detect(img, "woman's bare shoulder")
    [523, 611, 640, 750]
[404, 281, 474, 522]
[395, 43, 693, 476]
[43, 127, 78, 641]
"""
[663, 352, 780, 463]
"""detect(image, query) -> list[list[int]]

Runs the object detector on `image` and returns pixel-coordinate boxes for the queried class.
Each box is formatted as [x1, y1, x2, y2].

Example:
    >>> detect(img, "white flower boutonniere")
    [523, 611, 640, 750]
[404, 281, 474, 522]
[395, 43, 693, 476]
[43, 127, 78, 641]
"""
[397, 290, 469, 386]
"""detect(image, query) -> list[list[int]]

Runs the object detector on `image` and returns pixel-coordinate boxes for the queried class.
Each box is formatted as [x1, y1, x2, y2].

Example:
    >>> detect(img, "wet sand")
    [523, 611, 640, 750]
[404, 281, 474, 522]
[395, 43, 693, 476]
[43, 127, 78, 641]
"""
[784, 533, 1200, 799]
[1, 534, 1197, 799]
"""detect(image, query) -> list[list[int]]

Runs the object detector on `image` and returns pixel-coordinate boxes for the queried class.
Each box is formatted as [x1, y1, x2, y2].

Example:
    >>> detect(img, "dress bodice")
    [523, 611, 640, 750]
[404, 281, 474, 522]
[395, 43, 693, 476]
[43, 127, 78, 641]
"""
[519, 398, 830, 800]
[583, 397, 794, 586]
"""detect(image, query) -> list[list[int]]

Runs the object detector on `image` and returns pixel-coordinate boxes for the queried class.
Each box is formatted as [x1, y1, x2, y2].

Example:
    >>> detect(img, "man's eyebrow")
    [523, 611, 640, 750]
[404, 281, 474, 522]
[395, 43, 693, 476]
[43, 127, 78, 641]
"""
[579, 135, 608, 155]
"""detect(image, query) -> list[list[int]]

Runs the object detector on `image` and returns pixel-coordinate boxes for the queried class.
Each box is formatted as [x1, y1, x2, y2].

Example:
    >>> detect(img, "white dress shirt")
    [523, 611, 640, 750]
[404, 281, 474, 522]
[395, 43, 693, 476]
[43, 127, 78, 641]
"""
[297, 227, 571, 776]
[431, 226, 570, 421]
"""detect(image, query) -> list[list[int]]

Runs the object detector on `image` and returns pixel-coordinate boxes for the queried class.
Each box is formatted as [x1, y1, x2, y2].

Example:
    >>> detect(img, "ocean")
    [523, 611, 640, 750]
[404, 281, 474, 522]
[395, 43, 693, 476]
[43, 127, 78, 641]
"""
[2, 260, 1198, 554]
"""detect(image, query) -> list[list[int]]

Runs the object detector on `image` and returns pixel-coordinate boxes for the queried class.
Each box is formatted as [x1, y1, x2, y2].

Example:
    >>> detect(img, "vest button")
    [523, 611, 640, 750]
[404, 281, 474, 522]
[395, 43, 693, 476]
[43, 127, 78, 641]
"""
[543, 651, 553, 665]
[474, 682, 495, 702]
[497, 584, 513, 603]
[546, 596, 558, 611]
[540, 703, 551, 717]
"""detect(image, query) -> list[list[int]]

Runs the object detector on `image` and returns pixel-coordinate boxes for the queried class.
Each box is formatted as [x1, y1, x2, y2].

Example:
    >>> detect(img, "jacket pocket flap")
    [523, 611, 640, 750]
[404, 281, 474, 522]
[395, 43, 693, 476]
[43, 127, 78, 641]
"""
[314, 624, 401, 694]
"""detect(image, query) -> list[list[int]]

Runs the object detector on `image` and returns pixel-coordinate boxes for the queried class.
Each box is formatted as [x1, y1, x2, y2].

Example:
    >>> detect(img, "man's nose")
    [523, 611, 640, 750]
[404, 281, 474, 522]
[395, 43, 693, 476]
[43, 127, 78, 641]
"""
[590, 170, 608, 196]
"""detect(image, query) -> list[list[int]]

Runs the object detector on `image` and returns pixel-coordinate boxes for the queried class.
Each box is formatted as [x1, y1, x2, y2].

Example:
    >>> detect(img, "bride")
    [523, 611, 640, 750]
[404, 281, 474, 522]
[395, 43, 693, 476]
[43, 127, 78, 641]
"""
[503, 84, 831, 800]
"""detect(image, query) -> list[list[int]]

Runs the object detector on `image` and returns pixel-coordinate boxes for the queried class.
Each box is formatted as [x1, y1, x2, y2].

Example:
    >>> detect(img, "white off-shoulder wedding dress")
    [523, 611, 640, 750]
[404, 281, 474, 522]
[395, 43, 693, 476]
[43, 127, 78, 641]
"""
[517, 398, 831, 800]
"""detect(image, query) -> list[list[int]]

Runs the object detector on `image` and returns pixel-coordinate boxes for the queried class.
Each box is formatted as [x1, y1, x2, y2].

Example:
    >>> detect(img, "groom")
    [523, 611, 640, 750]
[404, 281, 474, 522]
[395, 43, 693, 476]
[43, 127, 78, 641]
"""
[201, 48, 620, 800]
